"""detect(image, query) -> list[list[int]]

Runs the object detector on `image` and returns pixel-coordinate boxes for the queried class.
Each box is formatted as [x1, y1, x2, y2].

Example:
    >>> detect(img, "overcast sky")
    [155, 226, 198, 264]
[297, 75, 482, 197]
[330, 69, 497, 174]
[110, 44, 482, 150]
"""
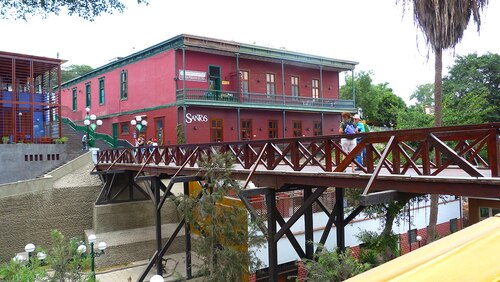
[2, 0, 499, 104]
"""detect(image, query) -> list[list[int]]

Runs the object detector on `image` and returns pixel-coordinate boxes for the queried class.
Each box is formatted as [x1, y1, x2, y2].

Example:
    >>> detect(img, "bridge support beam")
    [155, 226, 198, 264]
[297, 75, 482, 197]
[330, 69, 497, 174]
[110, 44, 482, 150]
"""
[335, 187, 345, 251]
[266, 189, 278, 282]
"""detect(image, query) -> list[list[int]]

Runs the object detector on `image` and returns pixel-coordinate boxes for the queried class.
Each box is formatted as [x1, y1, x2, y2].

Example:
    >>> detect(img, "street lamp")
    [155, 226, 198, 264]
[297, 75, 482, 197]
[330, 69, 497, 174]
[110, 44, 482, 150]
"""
[130, 116, 148, 139]
[416, 235, 422, 248]
[78, 234, 107, 281]
[24, 243, 35, 264]
[84, 107, 103, 148]
[150, 274, 165, 282]
[20, 243, 46, 266]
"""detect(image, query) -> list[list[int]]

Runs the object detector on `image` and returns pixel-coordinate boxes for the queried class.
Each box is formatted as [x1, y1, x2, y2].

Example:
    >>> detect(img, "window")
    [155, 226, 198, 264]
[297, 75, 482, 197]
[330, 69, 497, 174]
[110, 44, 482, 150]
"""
[266, 73, 275, 97]
[450, 218, 458, 233]
[291, 76, 299, 100]
[241, 70, 249, 96]
[408, 228, 417, 244]
[120, 70, 128, 100]
[85, 83, 91, 107]
[293, 121, 302, 137]
[210, 118, 223, 142]
[155, 117, 164, 145]
[99, 77, 105, 104]
[241, 119, 252, 141]
[268, 120, 278, 139]
[312, 79, 319, 99]
[313, 121, 322, 136]
[121, 123, 130, 134]
[72, 88, 77, 111]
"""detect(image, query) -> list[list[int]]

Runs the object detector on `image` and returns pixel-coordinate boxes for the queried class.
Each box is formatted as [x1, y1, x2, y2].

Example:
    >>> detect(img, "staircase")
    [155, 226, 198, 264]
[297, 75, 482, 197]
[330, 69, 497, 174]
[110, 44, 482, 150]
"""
[61, 123, 111, 162]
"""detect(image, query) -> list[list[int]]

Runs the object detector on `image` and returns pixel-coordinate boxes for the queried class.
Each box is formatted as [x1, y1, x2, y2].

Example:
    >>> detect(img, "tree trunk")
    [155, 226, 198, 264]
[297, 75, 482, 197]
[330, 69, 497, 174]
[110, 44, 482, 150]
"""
[428, 47, 443, 243]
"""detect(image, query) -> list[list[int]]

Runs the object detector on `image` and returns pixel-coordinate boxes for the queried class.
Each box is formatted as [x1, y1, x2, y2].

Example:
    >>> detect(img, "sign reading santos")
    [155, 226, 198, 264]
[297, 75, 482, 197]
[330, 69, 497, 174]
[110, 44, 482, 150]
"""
[185, 113, 208, 124]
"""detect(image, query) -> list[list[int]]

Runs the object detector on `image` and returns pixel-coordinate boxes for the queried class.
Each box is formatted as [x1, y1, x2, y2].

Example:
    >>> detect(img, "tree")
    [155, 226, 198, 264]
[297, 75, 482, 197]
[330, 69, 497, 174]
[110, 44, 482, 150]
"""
[396, 105, 434, 130]
[0, 230, 91, 282]
[61, 65, 94, 83]
[173, 152, 264, 281]
[398, 0, 489, 243]
[443, 53, 500, 123]
[340, 71, 406, 127]
[0, 0, 149, 21]
[303, 247, 370, 282]
[410, 83, 434, 107]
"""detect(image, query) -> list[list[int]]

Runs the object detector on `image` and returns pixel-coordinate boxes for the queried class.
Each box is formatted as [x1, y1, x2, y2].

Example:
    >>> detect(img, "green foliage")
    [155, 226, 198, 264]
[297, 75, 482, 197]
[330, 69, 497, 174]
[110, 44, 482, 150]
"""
[356, 231, 400, 267]
[0, 0, 149, 21]
[410, 83, 434, 106]
[173, 152, 264, 281]
[303, 247, 370, 281]
[396, 105, 433, 129]
[176, 124, 185, 144]
[443, 53, 500, 124]
[47, 230, 91, 282]
[62, 65, 94, 83]
[0, 230, 92, 282]
[2, 136, 9, 144]
[0, 257, 46, 282]
[340, 71, 406, 127]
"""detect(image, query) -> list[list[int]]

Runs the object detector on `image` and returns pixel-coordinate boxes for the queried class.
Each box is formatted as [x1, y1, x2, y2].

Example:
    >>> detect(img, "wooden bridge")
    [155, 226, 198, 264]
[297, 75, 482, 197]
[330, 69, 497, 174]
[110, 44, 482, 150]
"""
[93, 122, 500, 281]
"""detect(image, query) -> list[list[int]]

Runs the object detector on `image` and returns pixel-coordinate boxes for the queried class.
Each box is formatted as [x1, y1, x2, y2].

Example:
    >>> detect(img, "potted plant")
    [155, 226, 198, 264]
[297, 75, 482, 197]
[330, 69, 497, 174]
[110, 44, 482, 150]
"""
[2, 136, 9, 144]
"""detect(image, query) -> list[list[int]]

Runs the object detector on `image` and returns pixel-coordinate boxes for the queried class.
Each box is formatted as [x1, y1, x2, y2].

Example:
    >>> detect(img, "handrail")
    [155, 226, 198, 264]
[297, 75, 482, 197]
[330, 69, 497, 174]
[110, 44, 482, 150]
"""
[94, 122, 500, 179]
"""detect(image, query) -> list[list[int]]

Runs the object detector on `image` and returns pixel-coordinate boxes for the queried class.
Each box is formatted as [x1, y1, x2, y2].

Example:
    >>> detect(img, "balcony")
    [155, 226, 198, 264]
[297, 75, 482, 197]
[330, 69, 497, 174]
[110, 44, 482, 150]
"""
[176, 89, 355, 111]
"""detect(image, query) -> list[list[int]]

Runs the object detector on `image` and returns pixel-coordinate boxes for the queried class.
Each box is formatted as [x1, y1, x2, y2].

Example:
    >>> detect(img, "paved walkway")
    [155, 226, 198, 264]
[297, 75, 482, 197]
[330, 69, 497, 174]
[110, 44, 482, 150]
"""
[96, 252, 201, 282]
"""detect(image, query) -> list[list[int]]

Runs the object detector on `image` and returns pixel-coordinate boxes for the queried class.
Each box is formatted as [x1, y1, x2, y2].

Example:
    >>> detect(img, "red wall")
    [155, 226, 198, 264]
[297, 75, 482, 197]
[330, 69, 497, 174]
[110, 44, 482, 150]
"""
[180, 106, 341, 143]
[61, 46, 346, 145]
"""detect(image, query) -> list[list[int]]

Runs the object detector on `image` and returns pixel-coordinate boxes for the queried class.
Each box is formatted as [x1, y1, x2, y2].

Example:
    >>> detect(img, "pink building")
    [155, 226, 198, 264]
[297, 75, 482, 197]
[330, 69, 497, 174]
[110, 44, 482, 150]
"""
[61, 34, 357, 146]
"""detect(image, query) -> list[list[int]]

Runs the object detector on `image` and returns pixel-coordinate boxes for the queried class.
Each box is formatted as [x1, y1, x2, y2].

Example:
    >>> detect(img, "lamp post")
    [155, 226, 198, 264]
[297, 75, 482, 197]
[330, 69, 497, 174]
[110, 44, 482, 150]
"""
[24, 243, 35, 264]
[150, 274, 165, 282]
[416, 235, 422, 248]
[84, 107, 103, 148]
[21, 243, 46, 266]
[130, 116, 148, 140]
[78, 234, 107, 281]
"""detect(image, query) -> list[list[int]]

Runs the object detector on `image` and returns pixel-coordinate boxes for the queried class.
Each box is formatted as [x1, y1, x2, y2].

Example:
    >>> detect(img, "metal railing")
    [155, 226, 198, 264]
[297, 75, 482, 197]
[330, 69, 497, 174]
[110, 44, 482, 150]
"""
[176, 89, 355, 109]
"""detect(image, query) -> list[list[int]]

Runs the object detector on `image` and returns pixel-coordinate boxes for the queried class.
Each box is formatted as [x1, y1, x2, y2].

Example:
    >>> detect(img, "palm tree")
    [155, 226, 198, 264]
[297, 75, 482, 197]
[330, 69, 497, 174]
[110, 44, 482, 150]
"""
[398, 0, 489, 242]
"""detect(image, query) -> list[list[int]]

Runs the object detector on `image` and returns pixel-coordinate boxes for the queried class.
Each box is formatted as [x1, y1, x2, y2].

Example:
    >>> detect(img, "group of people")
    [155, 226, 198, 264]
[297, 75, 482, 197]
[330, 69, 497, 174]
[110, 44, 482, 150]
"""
[134, 135, 158, 155]
[339, 112, 369, 172]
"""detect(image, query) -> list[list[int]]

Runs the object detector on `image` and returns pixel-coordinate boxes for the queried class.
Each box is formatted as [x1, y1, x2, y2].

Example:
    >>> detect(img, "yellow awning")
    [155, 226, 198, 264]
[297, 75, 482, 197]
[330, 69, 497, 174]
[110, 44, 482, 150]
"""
[346, 214, 500, 282]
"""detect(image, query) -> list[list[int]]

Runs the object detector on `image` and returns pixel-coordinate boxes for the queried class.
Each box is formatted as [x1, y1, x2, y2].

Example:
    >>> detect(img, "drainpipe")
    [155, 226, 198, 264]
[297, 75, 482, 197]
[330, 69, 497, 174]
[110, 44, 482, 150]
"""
[182, 48, 187, 142]
[320, 66, 323, 100]
[321, 112, 324, 135]
[236, 53, 240, 101]
[282, 110, 286, 138]
[281, 60, 285, 105]
[237, 108, 241, 141]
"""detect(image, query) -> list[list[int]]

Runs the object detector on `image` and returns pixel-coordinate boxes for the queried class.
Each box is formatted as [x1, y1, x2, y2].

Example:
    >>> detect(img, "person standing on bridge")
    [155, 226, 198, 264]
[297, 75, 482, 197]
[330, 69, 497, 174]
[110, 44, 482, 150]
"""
[339, 112, 358, 172]
[353, 114, 365, 170]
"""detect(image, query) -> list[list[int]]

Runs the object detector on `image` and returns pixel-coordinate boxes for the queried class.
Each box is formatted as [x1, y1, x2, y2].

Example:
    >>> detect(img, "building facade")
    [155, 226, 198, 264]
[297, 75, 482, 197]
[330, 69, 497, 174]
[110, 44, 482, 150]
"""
[0, 51, 64, 144]
[61, 34, 358, 145]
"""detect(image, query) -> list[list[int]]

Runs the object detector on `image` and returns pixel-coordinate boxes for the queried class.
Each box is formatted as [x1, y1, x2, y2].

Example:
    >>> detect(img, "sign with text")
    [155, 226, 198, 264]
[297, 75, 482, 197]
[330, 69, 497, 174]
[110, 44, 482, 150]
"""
[178, 70, 207, 82]
[185, 113, 208, 124]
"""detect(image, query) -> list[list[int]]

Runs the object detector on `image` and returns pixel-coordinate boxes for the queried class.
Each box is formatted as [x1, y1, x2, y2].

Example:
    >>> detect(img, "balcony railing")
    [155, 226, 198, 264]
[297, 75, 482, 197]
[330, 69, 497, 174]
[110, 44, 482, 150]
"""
[176, 89, 355, 110]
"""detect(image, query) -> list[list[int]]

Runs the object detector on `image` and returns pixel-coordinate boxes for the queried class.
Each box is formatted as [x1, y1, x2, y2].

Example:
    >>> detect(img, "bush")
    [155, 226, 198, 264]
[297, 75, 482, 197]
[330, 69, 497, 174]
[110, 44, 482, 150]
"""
[303, 247, 370, 281]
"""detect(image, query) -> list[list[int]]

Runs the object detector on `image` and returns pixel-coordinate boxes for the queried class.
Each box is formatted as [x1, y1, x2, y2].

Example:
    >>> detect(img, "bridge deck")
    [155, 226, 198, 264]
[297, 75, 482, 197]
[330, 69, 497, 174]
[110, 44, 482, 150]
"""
[94, 123, 500, 198]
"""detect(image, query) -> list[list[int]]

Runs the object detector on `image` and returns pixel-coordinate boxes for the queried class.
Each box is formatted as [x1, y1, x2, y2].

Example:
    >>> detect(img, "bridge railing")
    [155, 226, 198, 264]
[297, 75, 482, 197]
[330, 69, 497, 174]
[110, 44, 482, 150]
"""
[96, 123, 499, 179]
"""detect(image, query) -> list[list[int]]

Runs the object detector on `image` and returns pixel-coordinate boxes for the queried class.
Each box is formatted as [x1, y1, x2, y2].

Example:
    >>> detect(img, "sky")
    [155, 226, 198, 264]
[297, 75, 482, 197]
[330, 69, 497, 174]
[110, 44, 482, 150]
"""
[1, 0, 499, 105]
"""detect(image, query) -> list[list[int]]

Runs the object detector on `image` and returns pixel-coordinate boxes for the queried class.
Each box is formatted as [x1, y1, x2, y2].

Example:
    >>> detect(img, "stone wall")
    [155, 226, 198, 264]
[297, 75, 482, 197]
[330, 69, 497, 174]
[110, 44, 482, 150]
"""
[0, 144, 67, 184]
[0, 184, 100, 261]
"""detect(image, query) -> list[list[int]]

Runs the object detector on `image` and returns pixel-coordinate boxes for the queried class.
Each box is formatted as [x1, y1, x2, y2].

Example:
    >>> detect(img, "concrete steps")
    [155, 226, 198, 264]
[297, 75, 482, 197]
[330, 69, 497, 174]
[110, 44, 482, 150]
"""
[86, 223, 186, 268]
[86, 199, 185, 267]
